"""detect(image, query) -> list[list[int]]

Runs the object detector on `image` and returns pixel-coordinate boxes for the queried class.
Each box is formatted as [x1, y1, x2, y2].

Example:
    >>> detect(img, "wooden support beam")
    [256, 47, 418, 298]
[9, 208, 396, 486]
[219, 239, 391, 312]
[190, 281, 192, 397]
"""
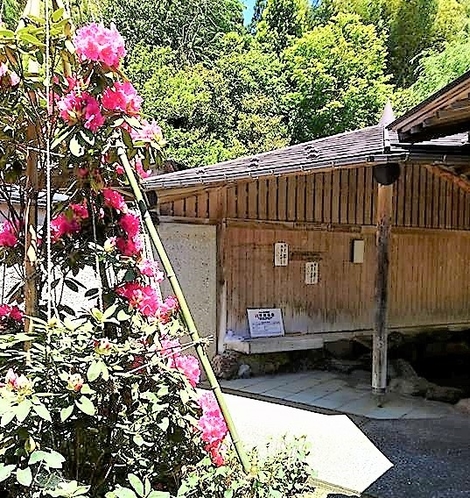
[23, 0, 40, 336]
[424, 164, 470, 194]
[372, 182, 393, 399]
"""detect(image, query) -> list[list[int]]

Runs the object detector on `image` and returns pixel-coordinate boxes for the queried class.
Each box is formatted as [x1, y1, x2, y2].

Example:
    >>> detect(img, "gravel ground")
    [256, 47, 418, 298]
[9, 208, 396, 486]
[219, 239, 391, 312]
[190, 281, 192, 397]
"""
[360, 413, 470, 498]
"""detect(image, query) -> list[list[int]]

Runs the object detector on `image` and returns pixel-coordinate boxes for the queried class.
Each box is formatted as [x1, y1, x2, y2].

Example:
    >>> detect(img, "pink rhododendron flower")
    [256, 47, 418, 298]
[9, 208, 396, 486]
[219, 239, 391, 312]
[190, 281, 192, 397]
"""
[0, 63, 20, 88]
[57, 91, 105, 132]
[70, 203, 89, 221]
[116, 282, 161, 317]
[169, 354, 201, 387]
[134, 157, 150, 179]
[131, 119, 163, 143]
[74, 23, 126, 68]
[157, 295, 179, 324]
[0, 220, 17, 247]
[51, 213, 81, 241]
[4, 369, 33, 394]
[102, 81, 142, 115]
[119, 212, 140, 238]
[115, 236, 142, 257]
[197, 392, 228, 444]
[9, 71, 19, 87]
[103, 188, 127, 213]
[137, 259, 164, 280]
[66, 373, 84, 392]
[0, 304, 23, 322]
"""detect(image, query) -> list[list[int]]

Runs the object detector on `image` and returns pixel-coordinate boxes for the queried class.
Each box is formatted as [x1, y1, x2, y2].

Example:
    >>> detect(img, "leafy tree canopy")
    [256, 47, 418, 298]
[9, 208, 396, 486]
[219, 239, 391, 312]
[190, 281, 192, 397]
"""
[102, 0, 244, 63]
[128, 34, 288, 167]
[284, 13, 391, 143]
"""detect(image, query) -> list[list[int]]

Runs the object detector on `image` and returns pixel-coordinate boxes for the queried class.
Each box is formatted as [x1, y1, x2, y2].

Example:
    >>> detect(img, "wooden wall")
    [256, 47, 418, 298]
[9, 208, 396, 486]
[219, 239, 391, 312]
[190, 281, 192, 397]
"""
[158, 163, 470, 336]
[224, 225, 470, 335]
[160, 164, 470, 230]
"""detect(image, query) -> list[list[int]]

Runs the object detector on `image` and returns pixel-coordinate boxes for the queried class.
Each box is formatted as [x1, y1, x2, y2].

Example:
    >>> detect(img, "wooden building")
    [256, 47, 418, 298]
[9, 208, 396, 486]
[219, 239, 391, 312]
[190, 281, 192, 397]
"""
[145, 72, 470, 394]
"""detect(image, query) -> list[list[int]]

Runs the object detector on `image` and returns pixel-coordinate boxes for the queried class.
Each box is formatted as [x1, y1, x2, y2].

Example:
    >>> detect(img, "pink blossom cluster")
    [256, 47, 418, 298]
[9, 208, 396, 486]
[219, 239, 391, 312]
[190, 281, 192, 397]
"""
[3, 368, 32, 394]
[74, 23, 126, 68]
[0, 304, 23, 322]
[116, 282, 161, 317]
[156, 295, 180, 324]
[102, 82, 142, 116]
[197, 392, 228, 466]
[159, 336, 201, 388]
[131, 119, 163, 144]
[66, 373, 84, 392]
[51, 203, 89, 242]
[0, 220, 18, 247]
[102, 188, 128, 213]
[116, 212, 142, 257]
[57, 90, 105, 132]
[137, 259, 164, 280]
[0, 62, 19, 88]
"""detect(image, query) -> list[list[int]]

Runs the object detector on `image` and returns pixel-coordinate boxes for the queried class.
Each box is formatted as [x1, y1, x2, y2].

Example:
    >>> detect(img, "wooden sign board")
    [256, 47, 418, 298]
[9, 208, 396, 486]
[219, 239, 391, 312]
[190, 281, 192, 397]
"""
[247, 308, 285, 338]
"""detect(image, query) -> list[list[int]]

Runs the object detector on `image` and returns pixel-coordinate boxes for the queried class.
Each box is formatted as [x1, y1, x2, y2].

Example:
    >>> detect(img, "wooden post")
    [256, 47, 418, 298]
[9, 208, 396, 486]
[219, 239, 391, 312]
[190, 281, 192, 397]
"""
[372, 182, 393, 400]
[23, 0, 41, 335]
[216, 188, 227, 354]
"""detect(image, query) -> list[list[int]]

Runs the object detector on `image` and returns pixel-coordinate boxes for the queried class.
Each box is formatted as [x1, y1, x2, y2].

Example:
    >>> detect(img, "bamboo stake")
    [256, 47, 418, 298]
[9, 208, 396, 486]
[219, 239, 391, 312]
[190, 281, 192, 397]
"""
[116, 142, 250, 474]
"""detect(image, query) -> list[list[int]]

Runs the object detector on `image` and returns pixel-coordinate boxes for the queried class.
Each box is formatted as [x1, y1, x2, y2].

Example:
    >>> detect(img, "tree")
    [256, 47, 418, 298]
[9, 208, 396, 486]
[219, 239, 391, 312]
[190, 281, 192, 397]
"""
[248, 0, 267, 34]
[284, 13, 391, 143]
[256, 0, 314, 53]
[395, 39, 470, 114]
[102, 0, 244, 63]
[127, 34, 288, 167]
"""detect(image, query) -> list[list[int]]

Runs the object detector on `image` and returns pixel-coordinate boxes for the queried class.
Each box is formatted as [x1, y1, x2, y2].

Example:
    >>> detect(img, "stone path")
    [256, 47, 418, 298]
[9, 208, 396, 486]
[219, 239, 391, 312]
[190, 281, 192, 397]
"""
[220, 370, 455, 419]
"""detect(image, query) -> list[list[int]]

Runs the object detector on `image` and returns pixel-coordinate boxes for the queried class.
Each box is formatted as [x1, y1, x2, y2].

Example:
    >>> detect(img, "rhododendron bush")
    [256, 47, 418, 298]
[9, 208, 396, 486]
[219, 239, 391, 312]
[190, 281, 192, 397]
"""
[0, 6, 232, 498]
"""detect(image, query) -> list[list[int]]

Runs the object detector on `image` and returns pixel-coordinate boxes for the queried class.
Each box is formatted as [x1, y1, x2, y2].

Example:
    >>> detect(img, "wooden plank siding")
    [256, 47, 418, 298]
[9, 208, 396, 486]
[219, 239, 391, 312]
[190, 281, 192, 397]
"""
[224, 226, 470, 335]
[160, 164, 470, 231]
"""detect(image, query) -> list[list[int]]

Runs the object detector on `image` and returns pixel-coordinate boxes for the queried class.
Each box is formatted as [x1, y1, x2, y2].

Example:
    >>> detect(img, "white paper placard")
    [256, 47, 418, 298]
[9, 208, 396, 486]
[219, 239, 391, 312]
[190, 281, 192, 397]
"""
[305, 261, 319, 285]
[274, 242, 288, 266]
[247, 308, 285, 338]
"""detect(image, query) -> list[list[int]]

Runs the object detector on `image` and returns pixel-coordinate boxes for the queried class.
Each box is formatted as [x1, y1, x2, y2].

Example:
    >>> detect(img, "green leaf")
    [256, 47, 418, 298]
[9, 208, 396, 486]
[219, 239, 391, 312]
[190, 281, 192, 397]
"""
[112, 487, 138, 498]
[16, 467, 32, 487]
[102, 304, 118, 320]
[117, 309, 131, 321]
[87, 360, 102, 382]
[1, 410, 16, 427]
[128, 474, 144, 496]
[75, 396, 95, 416]
[15, 399, 32, 422]
[17, 32, 44, 47]
[0, 29, 15, 38]
[133, 434, 144, 447]
[69, 136, 84, 157]
[52, 7, 65, 22]
[148, 492, 170, 498]
[157, 417, 169, 432]
[60, 405, 74, 422]
[0, 463, 16, 482]
[44, 450, 65, 469]
[33, 403, 51, 422]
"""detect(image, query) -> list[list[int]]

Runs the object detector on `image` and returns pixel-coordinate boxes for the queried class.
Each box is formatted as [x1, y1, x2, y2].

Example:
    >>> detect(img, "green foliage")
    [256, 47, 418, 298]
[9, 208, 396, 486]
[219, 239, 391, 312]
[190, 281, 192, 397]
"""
[394, 39, 470, 114]
[128, 35, 288, 167]
[102, 0, 244, 62]
[284, 13, 390, 143]
[177, 436, 315, 498]
[0, 314, 205, 497]
[256, 0, 314, 53]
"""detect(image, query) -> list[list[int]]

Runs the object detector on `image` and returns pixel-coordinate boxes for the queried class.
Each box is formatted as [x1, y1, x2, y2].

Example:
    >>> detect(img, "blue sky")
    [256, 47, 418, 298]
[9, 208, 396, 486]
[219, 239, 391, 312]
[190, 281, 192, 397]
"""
[243, 0, 257, 24]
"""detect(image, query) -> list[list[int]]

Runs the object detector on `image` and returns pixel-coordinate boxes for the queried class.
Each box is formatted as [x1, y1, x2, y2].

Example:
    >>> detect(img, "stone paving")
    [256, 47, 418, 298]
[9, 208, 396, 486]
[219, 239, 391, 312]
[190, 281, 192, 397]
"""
[220, 370, 456, 419]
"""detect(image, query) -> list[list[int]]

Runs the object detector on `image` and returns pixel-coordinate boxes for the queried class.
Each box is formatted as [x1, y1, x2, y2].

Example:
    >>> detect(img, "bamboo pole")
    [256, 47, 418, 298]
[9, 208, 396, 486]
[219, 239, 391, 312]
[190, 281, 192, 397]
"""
[116, 142, 250, 474]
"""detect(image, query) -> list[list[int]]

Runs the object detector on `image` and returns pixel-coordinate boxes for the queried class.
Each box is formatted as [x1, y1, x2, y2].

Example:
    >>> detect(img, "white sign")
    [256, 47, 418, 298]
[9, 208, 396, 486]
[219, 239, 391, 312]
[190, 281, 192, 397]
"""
[274, 242, 288, 266]
[247, 308, 285, 338]
[305, 261, 319, 285]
